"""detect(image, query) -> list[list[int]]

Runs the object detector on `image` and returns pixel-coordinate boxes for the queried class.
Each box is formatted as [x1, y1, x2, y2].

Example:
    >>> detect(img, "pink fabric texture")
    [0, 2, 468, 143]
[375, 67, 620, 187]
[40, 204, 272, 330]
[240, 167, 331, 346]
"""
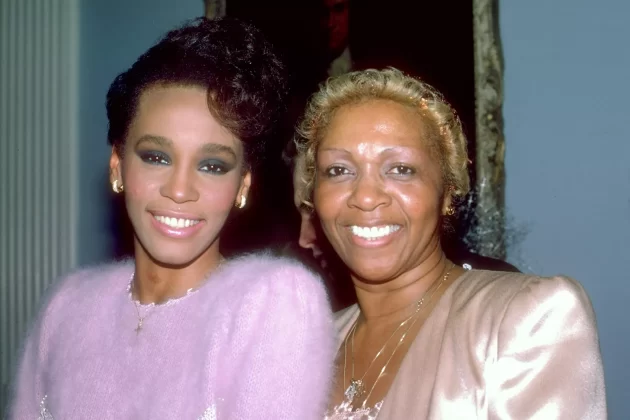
[8, 253, 335, 419]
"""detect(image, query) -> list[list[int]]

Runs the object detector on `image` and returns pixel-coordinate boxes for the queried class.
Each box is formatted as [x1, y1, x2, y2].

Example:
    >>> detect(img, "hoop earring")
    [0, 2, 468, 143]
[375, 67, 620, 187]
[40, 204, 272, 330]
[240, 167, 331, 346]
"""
[236, 195, 246, 209]
[112, 180, 124, 193]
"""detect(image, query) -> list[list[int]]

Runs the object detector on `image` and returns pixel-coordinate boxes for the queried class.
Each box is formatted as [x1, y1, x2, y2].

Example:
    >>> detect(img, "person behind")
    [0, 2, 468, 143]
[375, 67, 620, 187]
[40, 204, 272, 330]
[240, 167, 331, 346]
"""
[8, 17, 335, 420]
[318, 0, 352, 77]
[295, 68, 606, 418]
[281, 147, 357, 311]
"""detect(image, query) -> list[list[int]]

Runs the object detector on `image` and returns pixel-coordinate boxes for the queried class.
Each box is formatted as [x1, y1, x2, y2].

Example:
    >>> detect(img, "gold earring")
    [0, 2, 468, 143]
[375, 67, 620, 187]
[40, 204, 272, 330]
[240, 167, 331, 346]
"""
[236, 195, 246, 209]
[445, 206, 455, 216]
[112, 180, 124, 193]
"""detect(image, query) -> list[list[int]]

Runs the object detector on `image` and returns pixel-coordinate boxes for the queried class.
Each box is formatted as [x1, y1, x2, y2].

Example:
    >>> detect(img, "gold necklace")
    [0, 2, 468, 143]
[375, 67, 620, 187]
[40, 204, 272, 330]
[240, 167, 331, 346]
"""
[342, 263, 454, 406]
[344, 309, 415, 401]
[128, 274, 196, 334]
[132, 300, 156, 334]
[129, 274, 157, 335]
[129, 258, 226, 334]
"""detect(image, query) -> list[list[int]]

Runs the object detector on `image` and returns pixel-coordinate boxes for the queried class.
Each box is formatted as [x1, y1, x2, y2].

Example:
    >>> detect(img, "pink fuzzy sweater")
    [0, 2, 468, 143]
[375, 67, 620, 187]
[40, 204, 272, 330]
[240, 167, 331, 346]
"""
[8, 254, 335, 419]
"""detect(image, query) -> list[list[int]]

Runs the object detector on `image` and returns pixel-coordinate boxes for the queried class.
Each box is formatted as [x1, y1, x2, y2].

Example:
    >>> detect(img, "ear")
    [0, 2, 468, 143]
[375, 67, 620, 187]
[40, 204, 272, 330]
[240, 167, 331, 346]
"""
[237, 171, 252, 203]
[109, 147, 122, 185]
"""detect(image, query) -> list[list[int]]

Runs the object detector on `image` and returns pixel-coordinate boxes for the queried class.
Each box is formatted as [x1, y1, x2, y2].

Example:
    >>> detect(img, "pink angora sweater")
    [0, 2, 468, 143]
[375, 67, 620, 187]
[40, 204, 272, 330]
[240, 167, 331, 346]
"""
[8, 254, 335, 419]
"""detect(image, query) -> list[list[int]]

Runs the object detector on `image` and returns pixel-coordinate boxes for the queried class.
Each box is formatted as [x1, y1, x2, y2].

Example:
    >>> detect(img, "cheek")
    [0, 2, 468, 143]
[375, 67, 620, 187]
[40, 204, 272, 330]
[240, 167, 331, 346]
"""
[313, 181, 343, 222]
[397, 184, 442, 222]
[126, 179, 160, 197]
[199, 177, 241, 212]
[122, 164, 161, 207]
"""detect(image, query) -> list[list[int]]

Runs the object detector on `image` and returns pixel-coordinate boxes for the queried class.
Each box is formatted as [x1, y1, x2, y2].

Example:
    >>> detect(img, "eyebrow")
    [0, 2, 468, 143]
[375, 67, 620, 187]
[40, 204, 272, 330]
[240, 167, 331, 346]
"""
[136, 135, 237, 159]
[201, 143, 237, 160]
[318, 147, 350, 153]
[136, 134, 172, 148]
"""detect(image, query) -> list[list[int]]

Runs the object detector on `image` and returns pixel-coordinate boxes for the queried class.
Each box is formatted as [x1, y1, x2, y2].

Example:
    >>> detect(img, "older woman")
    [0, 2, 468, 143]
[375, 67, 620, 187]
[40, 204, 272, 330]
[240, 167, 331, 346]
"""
[295, 68, 606, 419]
[285, 149, 519, 312]
[8, 17, 334, 420]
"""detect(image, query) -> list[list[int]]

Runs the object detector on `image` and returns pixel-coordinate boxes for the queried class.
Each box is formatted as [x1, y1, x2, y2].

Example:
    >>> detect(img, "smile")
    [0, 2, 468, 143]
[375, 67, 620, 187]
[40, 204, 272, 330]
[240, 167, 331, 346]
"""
[154, 215, 201, 229]
[350, 225, 401, 241]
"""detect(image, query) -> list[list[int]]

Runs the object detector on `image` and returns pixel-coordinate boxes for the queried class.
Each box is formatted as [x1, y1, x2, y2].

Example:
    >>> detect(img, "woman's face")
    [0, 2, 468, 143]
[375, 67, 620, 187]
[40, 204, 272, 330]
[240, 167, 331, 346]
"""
[314, 99, 447, 282]
[110, 84, 250, 267]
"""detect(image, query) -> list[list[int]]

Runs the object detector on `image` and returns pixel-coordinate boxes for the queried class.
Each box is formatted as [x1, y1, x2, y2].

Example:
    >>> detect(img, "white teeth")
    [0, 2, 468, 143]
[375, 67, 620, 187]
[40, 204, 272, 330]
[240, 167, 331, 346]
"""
[350, 225, 400, 240]
[154, 215, 200, 229]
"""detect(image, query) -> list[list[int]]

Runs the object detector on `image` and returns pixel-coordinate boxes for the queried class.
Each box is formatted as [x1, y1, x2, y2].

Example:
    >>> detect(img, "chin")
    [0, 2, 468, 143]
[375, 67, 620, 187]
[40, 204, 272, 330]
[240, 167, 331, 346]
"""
[346, 260, 396, 283]
[147, 250, 200, 268]
[138, 238, 209, 268]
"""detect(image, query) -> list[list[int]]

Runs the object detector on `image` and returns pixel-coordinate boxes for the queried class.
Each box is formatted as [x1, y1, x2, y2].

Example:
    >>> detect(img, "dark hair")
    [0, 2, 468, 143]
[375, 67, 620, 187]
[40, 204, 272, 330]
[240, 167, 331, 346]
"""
[106, 17, 287, 168]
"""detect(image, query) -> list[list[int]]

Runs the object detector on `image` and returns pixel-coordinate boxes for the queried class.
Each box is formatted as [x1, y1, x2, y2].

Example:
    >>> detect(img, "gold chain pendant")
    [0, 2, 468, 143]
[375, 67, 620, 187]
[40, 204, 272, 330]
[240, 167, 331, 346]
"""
[345, 378, 365, 401]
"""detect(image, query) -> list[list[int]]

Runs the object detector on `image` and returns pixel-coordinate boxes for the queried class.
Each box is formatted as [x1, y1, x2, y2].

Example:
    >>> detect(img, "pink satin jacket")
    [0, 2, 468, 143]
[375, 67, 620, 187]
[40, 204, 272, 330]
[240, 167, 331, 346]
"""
[334, 270, 607, 419]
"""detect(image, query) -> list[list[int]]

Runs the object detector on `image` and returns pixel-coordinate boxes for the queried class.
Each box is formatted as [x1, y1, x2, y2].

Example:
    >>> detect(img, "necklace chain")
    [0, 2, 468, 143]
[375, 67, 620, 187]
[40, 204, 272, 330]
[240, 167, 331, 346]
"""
[342, 263, 454, 407]
[129, 273, 157, 335]
[128, 257, 226, 334]
[345, 302, 417, 399]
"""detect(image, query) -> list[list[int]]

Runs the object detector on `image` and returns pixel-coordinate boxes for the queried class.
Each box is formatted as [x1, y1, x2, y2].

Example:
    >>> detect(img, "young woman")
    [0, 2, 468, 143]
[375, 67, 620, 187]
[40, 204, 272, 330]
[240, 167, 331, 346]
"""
[8, 18, 334, 420]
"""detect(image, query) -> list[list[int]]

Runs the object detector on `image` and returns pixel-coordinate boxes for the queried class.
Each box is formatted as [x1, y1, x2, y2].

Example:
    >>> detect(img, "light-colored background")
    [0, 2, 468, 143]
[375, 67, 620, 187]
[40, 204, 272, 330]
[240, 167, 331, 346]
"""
[1, 0, 628, 416]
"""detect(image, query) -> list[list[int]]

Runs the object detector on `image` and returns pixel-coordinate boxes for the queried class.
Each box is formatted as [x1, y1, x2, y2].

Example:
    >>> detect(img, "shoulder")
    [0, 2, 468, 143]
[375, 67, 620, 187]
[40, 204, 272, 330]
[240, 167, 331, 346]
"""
[449, 248, 521, 272]
[23, 260, 133, 343]
[44, 260, 133, 307]
[208, 253, 335, 361]
[220, 252, 317, 278]
[218, 252, 325, 289]
[458, 273, 606, 418]
[214, 252, 331, 313]
[451, 270, 592, 313]
[449, 270, 597, 338]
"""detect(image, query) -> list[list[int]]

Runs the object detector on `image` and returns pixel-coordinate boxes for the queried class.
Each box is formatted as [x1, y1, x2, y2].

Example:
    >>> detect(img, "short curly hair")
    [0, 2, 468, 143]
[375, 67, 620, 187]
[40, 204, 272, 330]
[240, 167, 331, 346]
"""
[106, 17, 287, 168]
[294, 67, 470, 209]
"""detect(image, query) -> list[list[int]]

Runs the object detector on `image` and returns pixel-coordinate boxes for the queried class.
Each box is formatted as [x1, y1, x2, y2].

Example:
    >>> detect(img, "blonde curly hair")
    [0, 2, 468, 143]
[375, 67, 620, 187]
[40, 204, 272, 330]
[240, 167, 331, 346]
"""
[294, 67, 470, 210]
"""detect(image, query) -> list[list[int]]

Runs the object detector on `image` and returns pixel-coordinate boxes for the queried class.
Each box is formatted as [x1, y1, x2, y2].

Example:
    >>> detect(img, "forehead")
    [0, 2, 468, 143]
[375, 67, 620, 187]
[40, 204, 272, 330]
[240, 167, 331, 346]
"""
[129, 84, 241, 152]
[321, 99, 427, 150]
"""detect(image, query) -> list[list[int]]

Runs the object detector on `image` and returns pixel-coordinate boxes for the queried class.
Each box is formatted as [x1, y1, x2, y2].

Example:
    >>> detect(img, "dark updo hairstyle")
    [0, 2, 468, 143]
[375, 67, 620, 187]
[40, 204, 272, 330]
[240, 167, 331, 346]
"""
[106, 17, 287, 169]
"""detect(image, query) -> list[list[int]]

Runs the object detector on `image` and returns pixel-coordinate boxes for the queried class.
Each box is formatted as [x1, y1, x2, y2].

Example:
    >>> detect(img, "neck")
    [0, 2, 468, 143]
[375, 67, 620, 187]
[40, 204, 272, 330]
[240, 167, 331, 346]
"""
[352, 248, 453, 327]
[132, 243, 223, 304]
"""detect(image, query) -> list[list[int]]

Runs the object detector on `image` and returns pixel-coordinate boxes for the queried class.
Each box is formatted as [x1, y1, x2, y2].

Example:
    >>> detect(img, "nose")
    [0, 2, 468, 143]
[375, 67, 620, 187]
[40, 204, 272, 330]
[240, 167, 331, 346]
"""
[347, 173, 390, 212]
[159, 166, 199, 203]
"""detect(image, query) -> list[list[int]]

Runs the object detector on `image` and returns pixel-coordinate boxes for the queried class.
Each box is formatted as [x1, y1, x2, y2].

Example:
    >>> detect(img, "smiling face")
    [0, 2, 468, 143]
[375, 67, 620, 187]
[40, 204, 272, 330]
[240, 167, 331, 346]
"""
[314, 99, 449, 282]
[109, 84, 250, 268]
